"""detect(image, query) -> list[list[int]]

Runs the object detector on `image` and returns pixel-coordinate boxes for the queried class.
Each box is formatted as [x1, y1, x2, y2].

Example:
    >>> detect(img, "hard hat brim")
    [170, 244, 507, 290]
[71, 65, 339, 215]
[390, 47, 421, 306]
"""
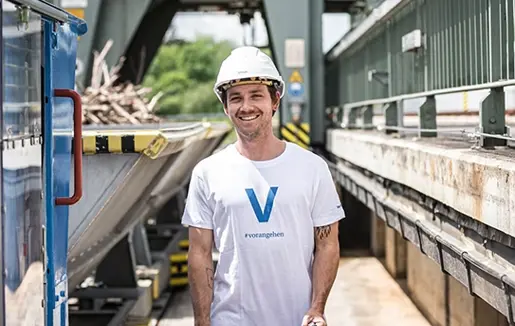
[214, 76, 285, 103]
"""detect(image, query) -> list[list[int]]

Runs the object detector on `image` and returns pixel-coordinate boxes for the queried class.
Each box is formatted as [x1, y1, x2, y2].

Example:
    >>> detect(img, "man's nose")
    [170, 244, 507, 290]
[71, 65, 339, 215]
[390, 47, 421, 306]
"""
[239, 98, 254, 111]
[241, 96, 252, 108]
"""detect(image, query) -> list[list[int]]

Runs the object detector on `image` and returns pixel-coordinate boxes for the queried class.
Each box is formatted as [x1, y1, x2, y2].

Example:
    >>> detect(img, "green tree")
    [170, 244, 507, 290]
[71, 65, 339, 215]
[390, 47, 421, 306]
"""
[143, 37, 234, 116]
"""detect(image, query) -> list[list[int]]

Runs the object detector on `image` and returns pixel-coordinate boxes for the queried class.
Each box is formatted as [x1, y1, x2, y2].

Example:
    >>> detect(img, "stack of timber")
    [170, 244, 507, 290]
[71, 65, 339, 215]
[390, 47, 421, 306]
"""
[81, 40, 163, 125]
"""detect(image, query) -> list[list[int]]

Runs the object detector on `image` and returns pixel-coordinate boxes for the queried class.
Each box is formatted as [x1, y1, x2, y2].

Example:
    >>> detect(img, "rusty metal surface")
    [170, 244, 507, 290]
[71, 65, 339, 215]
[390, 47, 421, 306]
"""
[158, 257, 429, 325]
[327, 128, 515, 238]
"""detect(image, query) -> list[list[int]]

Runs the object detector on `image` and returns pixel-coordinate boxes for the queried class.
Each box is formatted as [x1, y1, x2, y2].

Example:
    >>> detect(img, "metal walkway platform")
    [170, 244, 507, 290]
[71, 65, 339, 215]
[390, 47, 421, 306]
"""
[155, 256, 429, 325]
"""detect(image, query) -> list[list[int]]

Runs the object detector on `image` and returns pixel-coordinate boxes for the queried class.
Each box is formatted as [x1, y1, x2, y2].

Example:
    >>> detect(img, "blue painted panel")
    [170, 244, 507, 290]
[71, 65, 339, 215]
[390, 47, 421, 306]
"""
[52, 21, 77, 286]
[43, 10, 87, 325]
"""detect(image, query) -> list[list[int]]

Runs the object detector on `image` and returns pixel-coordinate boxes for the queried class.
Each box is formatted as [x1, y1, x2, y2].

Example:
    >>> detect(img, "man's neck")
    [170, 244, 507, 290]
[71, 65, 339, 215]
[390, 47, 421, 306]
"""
[235, 132, 285, 161]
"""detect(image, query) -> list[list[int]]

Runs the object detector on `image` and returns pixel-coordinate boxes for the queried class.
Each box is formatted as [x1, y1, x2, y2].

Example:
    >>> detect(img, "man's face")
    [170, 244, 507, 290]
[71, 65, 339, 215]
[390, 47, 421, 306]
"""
[224, 84, 277, 141]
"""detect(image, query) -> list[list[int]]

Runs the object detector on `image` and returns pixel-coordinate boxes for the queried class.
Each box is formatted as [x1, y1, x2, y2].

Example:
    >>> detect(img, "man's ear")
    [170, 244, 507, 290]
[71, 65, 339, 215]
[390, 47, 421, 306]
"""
[272, 91, 281, 111]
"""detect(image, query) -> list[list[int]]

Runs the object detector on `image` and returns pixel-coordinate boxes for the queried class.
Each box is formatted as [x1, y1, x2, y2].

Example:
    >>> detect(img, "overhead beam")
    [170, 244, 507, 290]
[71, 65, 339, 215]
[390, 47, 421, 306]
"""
[118, 0, 180, 84]
[73, 0, 356, 88]
[174, 0, 358, 13]
[75, 0, 153, 88]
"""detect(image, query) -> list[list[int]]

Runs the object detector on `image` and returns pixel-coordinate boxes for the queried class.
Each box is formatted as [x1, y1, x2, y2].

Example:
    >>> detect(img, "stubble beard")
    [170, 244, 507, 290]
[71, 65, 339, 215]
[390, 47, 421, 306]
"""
[236, 120, 271, 143]
[237, 125, 262, 142]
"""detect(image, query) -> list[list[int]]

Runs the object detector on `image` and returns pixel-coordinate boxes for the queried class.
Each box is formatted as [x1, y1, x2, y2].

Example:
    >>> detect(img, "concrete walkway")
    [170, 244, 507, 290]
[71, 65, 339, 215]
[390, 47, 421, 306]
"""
[325, 257, 429, 326]
[158, 257, 429, 326]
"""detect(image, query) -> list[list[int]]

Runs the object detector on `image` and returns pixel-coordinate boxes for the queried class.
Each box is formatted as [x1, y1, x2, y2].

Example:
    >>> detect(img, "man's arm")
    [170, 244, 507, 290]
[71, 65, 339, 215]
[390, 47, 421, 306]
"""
[188, 226, 214, 326]
[310, 221, 340, 314]
[303, 159, 344, 325]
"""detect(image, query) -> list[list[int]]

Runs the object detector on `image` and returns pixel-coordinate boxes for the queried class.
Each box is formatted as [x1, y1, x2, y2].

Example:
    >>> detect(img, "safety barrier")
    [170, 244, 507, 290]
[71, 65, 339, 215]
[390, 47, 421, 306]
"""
[325, 0, 515, 149]
[326, 79, 515, 148]
[279, 122, 310, 149]
[170, 241, 189, 288]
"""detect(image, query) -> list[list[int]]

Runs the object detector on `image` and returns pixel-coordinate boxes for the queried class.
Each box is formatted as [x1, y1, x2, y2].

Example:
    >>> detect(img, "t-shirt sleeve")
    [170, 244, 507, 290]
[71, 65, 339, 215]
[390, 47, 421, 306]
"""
[311, 160, 345, 227]
[181, 166, 214, 230]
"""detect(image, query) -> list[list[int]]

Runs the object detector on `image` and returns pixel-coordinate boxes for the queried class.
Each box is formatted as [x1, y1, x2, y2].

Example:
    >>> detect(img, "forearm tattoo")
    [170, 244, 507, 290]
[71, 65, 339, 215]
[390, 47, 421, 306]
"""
[206, 267, 214, 289]
[315, 225, 332, 240]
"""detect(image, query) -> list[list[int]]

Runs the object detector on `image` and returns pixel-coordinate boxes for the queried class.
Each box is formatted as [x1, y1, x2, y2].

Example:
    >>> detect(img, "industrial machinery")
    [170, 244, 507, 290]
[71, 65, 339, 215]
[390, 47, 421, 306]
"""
[66, 122, 229, 325]
[1, 1, 231, 325]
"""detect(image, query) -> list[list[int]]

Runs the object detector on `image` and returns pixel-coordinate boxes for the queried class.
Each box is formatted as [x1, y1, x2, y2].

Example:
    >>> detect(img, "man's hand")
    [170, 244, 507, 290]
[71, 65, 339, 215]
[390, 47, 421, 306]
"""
[301, 308, 327, 326]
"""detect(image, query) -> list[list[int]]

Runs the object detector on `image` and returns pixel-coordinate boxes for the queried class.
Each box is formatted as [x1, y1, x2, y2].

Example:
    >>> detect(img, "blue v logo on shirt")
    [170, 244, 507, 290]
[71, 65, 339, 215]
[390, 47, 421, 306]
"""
[245, 187, 278, 223]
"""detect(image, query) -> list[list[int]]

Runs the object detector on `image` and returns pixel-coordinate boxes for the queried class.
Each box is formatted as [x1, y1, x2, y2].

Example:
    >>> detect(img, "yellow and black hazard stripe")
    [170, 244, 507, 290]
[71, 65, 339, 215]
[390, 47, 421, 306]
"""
[169, 252, 189, 288]
[179, 239, 189, 251]
[280, 123, 310, 149]
[71, 130, 167, 157]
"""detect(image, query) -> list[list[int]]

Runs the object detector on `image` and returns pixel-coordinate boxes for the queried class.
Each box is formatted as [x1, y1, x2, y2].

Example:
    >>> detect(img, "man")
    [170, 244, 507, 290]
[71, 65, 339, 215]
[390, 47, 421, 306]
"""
[182, 46, 345, 326]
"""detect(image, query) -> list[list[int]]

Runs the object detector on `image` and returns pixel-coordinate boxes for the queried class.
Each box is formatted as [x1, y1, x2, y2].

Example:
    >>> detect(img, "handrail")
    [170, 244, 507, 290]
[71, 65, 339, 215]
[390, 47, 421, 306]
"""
[54, 89, 83, 206]
[8, 0, 68, 23]
[343, 79, 515, 110]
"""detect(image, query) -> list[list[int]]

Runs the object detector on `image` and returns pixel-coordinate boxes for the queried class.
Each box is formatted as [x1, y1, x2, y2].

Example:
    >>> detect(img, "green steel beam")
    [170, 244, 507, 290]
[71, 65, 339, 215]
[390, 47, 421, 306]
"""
[169, 0, 357, 13]
[325, 60, 340, 107]
[262, 0, 325, 149]
[262, 0, 310, 147]
[72, 0, 352, 92]
[310, 0, 325, 147]
[118, 0, 180, 84]
[75, 0, 153, 88]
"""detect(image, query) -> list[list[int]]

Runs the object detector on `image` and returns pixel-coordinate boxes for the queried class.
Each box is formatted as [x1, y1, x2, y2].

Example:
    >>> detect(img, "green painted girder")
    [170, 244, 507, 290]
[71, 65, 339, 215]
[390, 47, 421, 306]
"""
[75, 0, 153, 88]
[75, 0, 356, 90]
[262, 0, 325, 147]
[173, 0, 358, 13]
[117, 0, 181, 84]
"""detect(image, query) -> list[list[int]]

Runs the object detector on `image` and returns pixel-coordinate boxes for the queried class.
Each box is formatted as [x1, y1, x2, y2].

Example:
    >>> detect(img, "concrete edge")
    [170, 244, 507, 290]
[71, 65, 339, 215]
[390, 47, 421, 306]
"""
[327, 129, 515, 238]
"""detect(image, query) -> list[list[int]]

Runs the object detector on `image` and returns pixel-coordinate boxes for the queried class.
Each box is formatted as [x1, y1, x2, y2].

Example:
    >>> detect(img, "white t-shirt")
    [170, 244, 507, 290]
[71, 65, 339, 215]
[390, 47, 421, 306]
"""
[181, 141, 345, 326]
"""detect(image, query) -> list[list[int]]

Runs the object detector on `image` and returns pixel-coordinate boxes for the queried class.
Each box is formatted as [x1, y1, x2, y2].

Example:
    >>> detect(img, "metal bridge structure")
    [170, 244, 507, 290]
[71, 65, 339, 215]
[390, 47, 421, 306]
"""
[325, 0, 515, 325]
[57, 0, 363, 151]
[2, 0, 515, 325]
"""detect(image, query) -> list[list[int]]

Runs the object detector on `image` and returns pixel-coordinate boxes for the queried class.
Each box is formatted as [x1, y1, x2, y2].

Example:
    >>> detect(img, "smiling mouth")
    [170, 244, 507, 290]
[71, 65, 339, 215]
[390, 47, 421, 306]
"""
[238, 115, 260, 121]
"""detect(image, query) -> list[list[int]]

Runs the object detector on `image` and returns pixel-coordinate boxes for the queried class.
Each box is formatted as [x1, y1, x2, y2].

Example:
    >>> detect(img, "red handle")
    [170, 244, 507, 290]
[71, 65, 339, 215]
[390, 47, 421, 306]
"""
[54, 88, 83, 206]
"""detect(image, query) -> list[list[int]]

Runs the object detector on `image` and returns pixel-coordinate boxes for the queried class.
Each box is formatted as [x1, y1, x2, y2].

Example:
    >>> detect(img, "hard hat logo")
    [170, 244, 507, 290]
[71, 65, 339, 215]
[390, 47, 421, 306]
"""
[214, 46, 285, 103]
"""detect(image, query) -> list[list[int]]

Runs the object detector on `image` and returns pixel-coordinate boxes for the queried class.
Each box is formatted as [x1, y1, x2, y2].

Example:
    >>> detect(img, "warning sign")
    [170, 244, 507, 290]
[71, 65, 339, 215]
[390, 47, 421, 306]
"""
[289, 70, 303, 83]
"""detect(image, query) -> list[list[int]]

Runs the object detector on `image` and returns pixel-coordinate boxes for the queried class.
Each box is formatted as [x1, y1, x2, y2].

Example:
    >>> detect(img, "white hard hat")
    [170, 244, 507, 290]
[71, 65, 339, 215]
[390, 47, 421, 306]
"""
[213, 46, 285, 103]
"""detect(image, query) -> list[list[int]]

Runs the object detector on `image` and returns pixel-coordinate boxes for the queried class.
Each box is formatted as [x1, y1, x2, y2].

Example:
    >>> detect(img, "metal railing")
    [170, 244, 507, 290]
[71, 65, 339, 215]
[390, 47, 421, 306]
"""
[8, 0, 68, 22]
[326, 79, 515, 148]
[327, 0, 515, 108]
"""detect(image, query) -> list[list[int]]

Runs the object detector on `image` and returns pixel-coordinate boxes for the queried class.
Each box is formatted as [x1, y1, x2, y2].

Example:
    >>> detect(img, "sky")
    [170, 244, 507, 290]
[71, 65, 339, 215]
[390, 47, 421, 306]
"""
[169, 11, 351, 54]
